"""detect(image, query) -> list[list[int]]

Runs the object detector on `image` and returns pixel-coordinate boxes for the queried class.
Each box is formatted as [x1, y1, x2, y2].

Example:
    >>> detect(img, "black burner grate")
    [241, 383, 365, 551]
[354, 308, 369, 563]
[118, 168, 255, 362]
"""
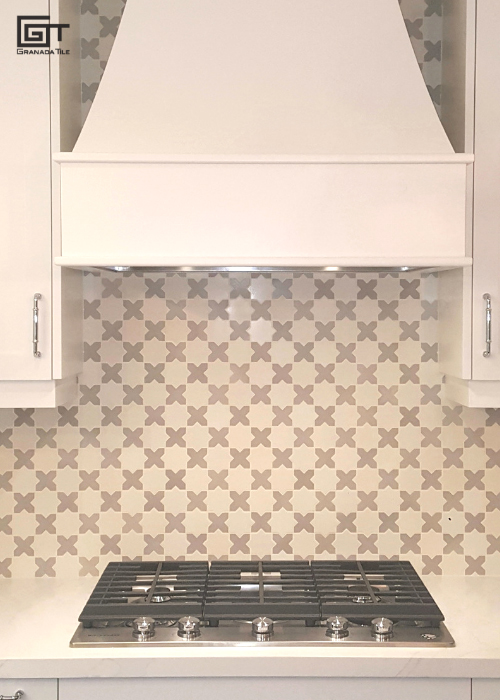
[204, 560, 321, 621]
[79, 561, 208, 624]
[312, 560, 444, 622]
[78, 559, 445, 626]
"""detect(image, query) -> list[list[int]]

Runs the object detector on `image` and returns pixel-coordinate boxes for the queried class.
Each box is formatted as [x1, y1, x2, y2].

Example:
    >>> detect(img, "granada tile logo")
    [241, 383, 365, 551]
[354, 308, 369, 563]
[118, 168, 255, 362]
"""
[17, 15, 70, 54]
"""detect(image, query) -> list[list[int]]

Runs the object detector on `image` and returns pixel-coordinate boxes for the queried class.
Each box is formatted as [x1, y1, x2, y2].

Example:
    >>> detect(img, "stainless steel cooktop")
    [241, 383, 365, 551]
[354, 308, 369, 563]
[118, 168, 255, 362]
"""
[70, 559, 455, 648]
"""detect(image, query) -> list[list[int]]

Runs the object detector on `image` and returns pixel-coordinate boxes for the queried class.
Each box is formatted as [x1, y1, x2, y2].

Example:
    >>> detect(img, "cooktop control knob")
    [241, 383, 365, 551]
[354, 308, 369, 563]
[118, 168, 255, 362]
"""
[326, 615, 349, 639]
[252, 616, 274, 641]
[371, 617, 394, 640]
[177, 616, 201, 639]
[132, 616, 156, 640]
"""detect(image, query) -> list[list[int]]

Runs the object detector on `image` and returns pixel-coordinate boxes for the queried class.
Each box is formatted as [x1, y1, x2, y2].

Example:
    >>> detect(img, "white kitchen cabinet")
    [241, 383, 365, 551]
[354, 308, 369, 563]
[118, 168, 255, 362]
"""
[472, 679, 500, 700]
[60, 677, 471, 700]
[0, 0, 82, 407]
[439, 0, 500, 406]
[0, 679, 57, 700]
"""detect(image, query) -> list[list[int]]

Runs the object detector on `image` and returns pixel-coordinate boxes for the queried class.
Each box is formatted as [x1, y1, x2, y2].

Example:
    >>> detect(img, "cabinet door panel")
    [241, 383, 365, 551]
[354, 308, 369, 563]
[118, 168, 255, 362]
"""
[473, 679, 500, 700]
[60, 677, 470, 700]
[472, 0, 500, 379]
[0, 679, 57, 700]
[0, 0, 52, 380]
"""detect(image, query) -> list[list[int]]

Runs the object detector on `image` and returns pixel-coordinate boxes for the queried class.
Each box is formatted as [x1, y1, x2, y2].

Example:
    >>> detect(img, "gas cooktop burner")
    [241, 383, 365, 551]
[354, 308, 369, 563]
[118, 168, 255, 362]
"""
[70, 560, 455, 648]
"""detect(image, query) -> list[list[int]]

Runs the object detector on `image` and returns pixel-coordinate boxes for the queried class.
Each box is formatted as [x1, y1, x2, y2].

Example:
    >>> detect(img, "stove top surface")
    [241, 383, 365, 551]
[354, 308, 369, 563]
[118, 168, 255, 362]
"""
[71, 559, 455, 648]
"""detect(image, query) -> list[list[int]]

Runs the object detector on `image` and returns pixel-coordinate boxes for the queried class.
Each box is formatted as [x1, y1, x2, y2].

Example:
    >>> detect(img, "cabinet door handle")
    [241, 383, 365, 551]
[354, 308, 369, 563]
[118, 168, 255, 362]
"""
[33, 293, 42, 358]
[0, 691, 24, 700]
[483, 293, 492, 358]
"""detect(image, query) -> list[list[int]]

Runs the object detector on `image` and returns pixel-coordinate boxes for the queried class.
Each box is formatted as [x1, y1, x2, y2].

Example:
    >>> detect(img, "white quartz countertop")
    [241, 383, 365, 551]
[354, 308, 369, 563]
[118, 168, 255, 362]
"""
[0, 576, 499, 679]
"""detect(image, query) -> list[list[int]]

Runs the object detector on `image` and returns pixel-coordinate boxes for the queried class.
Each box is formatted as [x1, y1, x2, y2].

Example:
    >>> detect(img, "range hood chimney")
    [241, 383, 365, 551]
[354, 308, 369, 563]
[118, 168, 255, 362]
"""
[54, 0, 472, 272]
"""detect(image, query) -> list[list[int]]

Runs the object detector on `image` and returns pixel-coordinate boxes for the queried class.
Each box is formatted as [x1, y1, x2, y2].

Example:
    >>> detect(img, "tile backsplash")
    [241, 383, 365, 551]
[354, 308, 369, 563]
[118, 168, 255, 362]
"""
[2, 1, 497, 579]
[0, 272, 499, 578]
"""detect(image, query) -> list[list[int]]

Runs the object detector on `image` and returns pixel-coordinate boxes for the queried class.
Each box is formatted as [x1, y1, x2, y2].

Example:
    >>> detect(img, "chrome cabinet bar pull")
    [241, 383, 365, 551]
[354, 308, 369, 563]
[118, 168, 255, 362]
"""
[0, 691, 24, 700]
[483, 293, 492, 357]
[33, 293, 42, 358]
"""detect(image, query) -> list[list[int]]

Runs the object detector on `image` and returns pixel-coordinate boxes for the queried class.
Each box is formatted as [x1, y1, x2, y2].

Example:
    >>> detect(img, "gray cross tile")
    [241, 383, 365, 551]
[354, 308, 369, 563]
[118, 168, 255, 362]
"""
[14, 409, 35, 427]
[315, 322, 335, 341]
[465, 428, 485, 447]
[0, 472, 12, 491]
[122, 514, 143, 534]
[35, 471, 56, 491]
[465, 556, 485, 575]
[188, 407, 207, 426]
[0, 516, 12, 534]
[209, 342, 229, 361]
[400, 321, 419, 341]
[314, 279, 335, 299]
[166, 342, 186, 361]
[102, 363, 122, 383]
[80, 557, 99, 577]
[187, 534, 207, 554]
[123, 300, 143, 320]
[35, 558, 56, 577]
[294, 301, 314, 320]
[405, 18, 423, 39]
[294, 513, 314, 532]
[145, 279, 165, 298]
[144, 491, 165, 511]
[272, 406, 292, 426]
[378, 300, 399, 320]
[465, 513, 485, 533]
[84, 299, 100, 319]
[486, 492, 500, 511]
[251, 385, 271, 404]
[273, 491, 293, 511]
[294, 428, 314, 447]
[400, 364, 419, 384]
[188, 321, 208, 340]
[251, 512, 271, 532]
[337, 470, 356, 489]
[272, 364, 292, 383]
[208, 470, 229, 489]
[207, 428, 228, 447]
[0, 559, 11, 578]
[230, 491, 250, 511]
[166, 428, 186, 447]
[36, 514, 56, 534]
[401, 534, 421, 554]
[421, 299, 438, 320]
[101, 491, 121, 512]
[443, 491, 464, 511]
[379, 512, 399, 532]
[315, 534, 335, 554]
[316, 492, 335, 511]
[230, 534, 250, 554]
[273, 449, 292, 468]
[188, 448, 207, 468]
[166, 301, 186, 320]
[315, 406, 335, 426]
[274, 534, 293, 554]
[188, 278, 208, 298]
[400, 491, 420, 511]
[102, 320, 122, 340]
[486, 448, 500, 468]
[336, 428, 356, 447]
[144, 534, 163, 555]
[145, 321, 165, 341]
[357, 322, 376, 341]
[251, 428, 271, 447]
[424, 40, 441, 62]
[422, 513, 442, 532]
[272, 278, 293, 298]
[337, 301, 356, 320]
[358, 534, 378, 554]
[357, 279, 377, 299]
[422, 555, 442, 575]
[165, 513, 185, 533]
[358, 448, 377, 468]
[487, 535, 500, 554]
[421, 342, 438, 362]
[294, 385, 314, 404]
[14, 493, 34, 512]
[209, 385, 229, 404]
[36, 428, 57, 448]
[101, 448, 121, 468]
[84, 341, 101, 362]
[443, 534, 463, 554]
[273, 321, 293, 341]
[230, 278, 251, 298]
[251, 342, 271, 362]
[294, 470, 314, 489]
[337, 513, 356, 532]
[14, 536, 34, 556]
[336, 343, 355, 362]
[209, 300, 229, 320]
[315, 364, 335, 383]
[315, 448, 335, 468]
[80, 514, 99, 533]
[58, 535, 78, 556]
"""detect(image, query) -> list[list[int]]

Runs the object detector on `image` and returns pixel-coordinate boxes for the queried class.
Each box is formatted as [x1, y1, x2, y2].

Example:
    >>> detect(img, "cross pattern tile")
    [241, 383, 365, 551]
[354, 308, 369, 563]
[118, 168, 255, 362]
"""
[81, 0, 443, 123]
[0, 271, 500, 578]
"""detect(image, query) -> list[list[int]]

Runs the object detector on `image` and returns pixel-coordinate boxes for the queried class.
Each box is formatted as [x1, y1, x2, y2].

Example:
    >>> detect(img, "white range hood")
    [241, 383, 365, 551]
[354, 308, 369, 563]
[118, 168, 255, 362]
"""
[54, 0, 472, 271]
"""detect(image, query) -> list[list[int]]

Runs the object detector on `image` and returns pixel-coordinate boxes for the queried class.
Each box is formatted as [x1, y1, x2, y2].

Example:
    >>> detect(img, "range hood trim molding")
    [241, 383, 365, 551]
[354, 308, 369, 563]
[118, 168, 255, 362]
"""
[55, 257, 473, 272]
[54, 153, 474, 165]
